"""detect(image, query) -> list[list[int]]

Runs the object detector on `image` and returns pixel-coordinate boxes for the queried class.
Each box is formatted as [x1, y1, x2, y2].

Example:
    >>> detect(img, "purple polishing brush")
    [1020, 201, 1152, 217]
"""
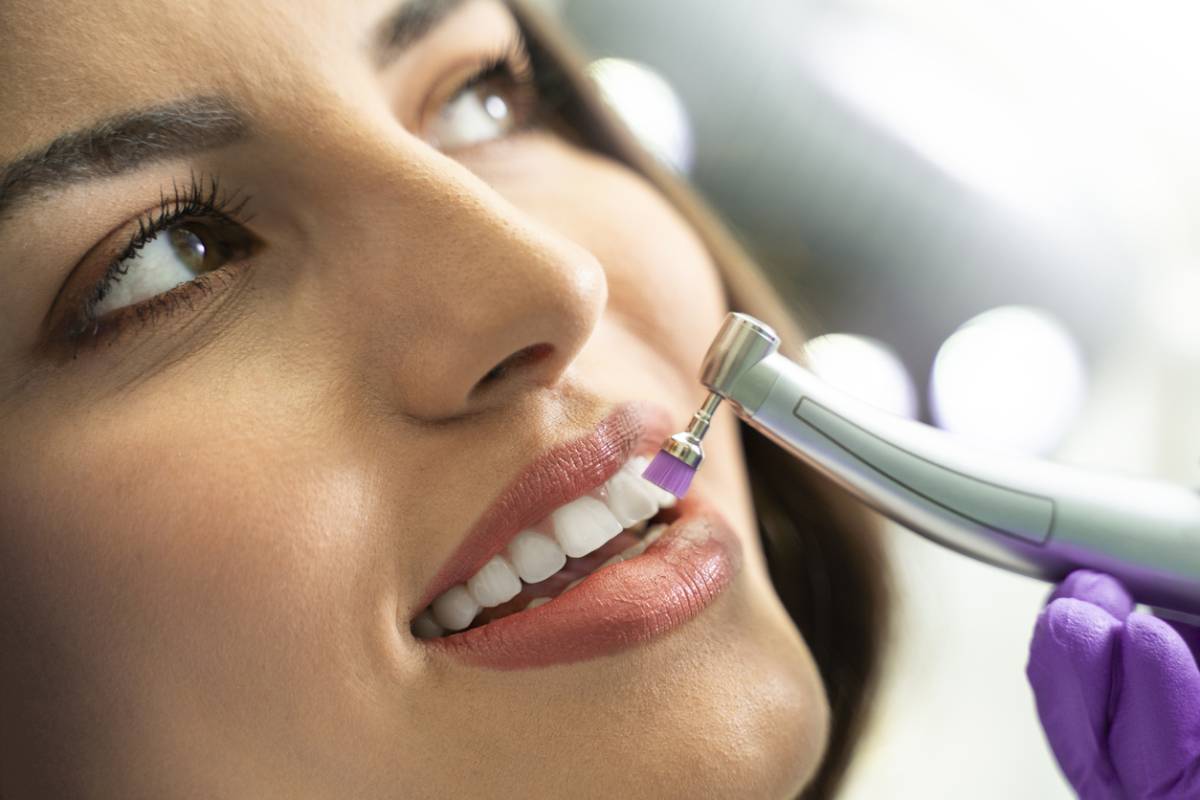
[641, 392, 723, 499]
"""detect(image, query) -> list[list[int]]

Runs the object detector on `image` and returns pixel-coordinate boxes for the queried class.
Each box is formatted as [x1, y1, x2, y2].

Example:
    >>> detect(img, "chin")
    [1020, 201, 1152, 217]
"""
[637, 578, 831, 799]
[543, 579, 829, 799]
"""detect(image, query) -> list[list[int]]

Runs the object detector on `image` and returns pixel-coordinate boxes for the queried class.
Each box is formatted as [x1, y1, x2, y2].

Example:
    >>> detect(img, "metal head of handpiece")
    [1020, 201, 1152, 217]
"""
[699, 313, 783, 414]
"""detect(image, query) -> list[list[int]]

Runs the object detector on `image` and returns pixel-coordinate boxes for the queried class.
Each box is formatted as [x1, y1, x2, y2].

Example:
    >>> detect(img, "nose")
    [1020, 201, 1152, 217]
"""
[321, 147, 607, 421]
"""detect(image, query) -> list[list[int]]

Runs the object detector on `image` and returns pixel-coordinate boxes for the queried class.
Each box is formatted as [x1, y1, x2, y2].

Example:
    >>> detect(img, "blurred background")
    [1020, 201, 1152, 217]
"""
[535, 0, 1200, 796]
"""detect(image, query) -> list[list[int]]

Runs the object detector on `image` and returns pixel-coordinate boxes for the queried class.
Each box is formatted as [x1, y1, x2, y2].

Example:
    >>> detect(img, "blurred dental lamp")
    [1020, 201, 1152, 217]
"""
[586, 57, 695, 174]
[805, 333, 918, 419]
[930, 306, 1088, 456]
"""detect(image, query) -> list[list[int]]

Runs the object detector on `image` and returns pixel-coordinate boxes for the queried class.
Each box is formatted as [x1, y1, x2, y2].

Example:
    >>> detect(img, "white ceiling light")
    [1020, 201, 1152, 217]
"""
[804, 333, 918, 419]
[931, 306, 1087, 455]
[586, 57, 695, 174]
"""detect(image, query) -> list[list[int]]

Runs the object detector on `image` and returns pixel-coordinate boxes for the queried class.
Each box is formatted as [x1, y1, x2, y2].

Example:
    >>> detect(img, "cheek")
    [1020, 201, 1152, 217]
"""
[0, 387, 403, 756]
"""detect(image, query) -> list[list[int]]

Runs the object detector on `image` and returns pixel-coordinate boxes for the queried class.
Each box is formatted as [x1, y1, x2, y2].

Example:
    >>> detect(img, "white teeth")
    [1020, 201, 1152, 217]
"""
[644, 523, 669, 545]
[551, 495, 623, 558]
[431, 585, 480, 631]
[412, 610, 445, 639]
[419, 455, 678, 638]
[631, 454, 677, 508]
[598, 538, 649, 569]
[603, 462, 660, 527]
[596, 522, 669, 570]
[467, 555, 522, 608]
[506, 530, 567, 584]
[597, 552, 625, 570]
[652, 485, 677, 508]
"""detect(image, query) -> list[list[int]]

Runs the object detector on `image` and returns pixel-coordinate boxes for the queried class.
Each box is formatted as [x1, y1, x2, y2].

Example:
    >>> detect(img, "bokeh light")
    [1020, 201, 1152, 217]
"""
[804, 333, 918, 419]
[585, 57, 695, 173]
[930, 306, 1087, 455]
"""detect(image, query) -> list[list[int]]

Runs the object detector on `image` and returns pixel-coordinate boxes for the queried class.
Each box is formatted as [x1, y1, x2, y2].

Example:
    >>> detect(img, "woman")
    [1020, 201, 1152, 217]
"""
[0, 0, 887, 797]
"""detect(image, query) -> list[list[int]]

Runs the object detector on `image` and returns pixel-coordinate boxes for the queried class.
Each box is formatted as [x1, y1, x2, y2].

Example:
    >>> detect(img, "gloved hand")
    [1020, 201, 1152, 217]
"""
[1027, 570, 1200, 799]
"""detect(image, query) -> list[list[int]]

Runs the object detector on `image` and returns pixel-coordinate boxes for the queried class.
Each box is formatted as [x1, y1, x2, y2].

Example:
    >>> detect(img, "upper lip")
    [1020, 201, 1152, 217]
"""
[412, 401, 675, 614]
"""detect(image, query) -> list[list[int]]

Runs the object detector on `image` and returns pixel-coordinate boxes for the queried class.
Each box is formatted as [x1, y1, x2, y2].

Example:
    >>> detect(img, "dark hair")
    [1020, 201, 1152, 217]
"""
[512, 5, 891, 797]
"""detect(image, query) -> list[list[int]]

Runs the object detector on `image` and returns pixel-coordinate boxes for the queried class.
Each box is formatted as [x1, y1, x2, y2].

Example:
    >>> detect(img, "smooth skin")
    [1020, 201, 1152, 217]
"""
[0, 1, 828, 797]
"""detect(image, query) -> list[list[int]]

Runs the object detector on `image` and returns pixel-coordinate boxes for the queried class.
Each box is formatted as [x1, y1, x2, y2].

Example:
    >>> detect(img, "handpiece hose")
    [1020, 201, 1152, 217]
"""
[689, 313, 1200, 617]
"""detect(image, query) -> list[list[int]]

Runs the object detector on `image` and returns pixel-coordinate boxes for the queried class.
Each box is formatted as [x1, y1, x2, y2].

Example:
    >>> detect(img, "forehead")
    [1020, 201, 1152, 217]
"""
[0, 0, 394, 156]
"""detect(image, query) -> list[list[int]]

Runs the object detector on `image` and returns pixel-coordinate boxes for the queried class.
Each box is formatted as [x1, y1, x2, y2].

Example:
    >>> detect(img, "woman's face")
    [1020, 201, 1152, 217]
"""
[0, 0, 828, 796]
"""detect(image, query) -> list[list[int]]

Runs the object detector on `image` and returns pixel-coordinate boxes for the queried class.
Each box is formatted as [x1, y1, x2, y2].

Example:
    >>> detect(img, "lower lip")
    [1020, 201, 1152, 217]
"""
[423, 504, 743, 670]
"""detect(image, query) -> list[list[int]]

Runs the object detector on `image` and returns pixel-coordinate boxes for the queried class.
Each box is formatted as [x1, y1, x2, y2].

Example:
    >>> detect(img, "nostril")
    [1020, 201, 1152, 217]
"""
[474, 343, 555, 393]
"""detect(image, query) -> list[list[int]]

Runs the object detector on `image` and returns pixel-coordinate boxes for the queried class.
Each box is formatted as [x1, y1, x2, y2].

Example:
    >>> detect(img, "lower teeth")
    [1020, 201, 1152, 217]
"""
[558, 522, 669, 596]
[417, 520, 671, 636]
[598, 523, 667, 569]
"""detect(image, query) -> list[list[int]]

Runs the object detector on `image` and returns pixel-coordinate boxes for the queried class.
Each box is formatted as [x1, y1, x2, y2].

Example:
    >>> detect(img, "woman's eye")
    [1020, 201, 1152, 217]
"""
[426, 69, 534, 150]
[92, 222, 230, 318]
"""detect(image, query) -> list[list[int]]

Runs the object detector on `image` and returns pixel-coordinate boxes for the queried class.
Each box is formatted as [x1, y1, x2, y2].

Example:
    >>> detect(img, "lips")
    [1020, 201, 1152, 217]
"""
[427, 502, 742, 669]
[409, 402, 744, 668]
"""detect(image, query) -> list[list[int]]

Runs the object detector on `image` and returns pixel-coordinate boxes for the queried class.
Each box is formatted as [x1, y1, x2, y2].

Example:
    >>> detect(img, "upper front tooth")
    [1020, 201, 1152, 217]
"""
[650, 486, 676, 508]
[467, 555, 522, 607]
[507, 530, 567, 584]
[604, 463, 660, 527]
[630, 454, 677, 508]
[551, 495, 623, 558]
[431, 585, 479, 631]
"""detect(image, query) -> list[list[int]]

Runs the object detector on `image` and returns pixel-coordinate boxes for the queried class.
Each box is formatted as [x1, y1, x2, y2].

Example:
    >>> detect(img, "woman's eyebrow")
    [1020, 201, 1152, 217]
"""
[370, 0, 474, 68]
[0, 95, 247, 225]
[0, 1, 473, 225]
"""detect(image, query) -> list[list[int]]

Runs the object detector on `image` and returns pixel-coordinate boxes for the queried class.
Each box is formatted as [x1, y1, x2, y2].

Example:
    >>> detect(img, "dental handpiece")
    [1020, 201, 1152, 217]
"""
[643, 312, 1200, 618]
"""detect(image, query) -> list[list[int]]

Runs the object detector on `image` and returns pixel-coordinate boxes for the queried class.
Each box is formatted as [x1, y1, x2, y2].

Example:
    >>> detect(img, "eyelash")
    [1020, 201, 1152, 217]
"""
[63, 33, 558, 352]
[456, 33, 545, 129]
[64, 173, 253, 347]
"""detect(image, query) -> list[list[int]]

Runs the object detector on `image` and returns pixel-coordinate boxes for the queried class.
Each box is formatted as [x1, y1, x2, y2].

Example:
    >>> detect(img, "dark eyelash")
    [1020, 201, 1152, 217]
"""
[465, 34, 535, 88]
[66, 172, 252, 343]
[456, 30, 565, 132]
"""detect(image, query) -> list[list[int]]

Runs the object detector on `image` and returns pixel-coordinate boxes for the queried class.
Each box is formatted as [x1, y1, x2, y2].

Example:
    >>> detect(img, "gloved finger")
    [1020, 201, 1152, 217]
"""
[1049, 570, 1134, 620]
[1027, 597, 1124, 798]
[1109, 613, 1200, 798]
[1163, 618, 1200, 664]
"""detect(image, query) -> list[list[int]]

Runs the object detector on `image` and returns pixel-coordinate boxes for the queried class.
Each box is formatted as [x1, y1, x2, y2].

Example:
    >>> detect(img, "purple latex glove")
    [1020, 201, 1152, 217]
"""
[1027, 570, 1200, 799]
